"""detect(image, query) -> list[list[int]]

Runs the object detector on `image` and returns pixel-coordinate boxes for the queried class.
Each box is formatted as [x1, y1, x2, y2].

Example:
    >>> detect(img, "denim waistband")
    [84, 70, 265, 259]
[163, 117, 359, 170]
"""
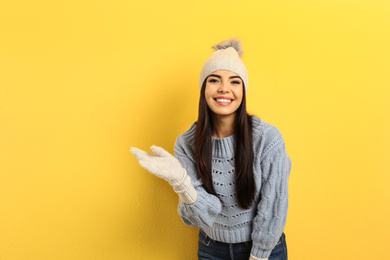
[200, 229, 252, 247]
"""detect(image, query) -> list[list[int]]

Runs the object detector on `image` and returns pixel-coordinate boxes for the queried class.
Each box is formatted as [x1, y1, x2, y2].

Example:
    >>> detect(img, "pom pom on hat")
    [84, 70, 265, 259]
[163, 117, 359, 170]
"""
[199, 38, 248, 94]
[212, 38, 243, 58]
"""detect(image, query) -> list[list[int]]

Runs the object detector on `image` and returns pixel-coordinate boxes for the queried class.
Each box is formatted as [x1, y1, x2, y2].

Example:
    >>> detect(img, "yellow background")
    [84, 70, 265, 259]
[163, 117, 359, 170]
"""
[1, 0, 389, 259]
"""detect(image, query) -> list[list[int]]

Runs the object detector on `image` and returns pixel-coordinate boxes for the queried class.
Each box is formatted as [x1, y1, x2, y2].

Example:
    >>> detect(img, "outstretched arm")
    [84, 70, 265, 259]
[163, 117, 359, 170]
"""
[174, 136, 223, 229]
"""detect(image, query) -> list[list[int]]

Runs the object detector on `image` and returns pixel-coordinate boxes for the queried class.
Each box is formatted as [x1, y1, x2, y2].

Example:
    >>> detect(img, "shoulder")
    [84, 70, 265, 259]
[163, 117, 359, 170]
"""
[251, 115, 286, 158]
[174, 122, 196, 157]
[251, 115, 284, 142]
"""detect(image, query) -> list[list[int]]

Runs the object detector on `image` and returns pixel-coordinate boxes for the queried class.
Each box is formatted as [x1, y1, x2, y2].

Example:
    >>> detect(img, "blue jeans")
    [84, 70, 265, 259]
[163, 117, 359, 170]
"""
[198, 230, 287, 260]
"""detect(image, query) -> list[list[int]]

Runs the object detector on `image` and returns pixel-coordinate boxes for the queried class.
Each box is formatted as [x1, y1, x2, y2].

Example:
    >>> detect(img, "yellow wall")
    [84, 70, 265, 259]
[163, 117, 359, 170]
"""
[1, 0, 389, 259]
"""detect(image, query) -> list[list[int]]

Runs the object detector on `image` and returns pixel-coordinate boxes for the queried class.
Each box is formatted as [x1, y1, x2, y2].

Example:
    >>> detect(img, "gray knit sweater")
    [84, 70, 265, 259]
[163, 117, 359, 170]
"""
[174, 116, 291, 259]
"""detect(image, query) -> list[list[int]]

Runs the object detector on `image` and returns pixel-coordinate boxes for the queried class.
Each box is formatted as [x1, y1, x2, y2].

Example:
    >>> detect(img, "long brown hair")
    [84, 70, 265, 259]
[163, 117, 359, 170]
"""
[194, 79, 255, 209]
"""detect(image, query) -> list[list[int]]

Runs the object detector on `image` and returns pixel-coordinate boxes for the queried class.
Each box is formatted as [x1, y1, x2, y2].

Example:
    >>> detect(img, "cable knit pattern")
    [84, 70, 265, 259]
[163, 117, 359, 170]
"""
[174, 116, 291, 259]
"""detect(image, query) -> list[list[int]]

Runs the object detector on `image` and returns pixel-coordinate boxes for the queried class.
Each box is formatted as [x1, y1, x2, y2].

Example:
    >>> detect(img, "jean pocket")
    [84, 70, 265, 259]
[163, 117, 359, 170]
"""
[199, 229, 211, 246]
[269, 233, 287, 259]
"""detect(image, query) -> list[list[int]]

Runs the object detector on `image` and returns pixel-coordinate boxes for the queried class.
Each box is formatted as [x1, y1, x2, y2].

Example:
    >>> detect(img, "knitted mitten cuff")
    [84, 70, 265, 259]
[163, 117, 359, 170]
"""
[170, 169, 197, 204]
[249, 254, 268, 260]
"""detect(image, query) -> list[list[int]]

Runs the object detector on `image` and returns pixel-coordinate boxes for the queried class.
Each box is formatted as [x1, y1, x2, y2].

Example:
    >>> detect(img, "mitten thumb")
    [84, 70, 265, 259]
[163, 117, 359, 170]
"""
[150, 145, 170, 157]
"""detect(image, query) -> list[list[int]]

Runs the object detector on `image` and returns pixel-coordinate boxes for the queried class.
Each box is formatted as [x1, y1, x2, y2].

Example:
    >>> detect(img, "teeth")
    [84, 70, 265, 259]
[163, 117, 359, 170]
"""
[216, 99, 232, 103]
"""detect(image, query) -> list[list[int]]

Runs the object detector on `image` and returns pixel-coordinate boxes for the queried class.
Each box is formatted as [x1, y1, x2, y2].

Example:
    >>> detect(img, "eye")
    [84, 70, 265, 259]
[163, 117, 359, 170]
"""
[208, 78, 219, 83]
[231, 80, 241, 85]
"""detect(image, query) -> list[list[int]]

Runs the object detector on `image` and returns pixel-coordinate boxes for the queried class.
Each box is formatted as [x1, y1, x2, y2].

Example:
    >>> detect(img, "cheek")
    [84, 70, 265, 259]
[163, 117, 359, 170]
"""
[234, 89, 243, 102]
[204, 85, 217, 101]
[204, 89, 214, 107]
[205, 97, 213, 108]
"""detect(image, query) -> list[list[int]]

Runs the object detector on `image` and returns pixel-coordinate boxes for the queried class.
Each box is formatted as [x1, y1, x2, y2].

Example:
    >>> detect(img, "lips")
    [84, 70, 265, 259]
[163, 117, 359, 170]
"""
[213, 96, 234, 106]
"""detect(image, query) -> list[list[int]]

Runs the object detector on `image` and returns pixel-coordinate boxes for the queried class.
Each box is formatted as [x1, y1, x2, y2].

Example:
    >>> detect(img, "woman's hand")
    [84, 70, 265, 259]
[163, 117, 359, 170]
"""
[130, 145, 184, 183]
[130, 145, 198, 204]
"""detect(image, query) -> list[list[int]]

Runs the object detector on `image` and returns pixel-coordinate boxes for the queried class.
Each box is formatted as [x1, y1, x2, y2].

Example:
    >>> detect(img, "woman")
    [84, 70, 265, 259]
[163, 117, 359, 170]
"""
[130, 38, 291, 260]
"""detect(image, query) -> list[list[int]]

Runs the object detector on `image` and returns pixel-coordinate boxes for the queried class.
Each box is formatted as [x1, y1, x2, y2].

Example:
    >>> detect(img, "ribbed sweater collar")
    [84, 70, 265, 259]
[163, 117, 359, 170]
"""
[212, 134, 235, 158]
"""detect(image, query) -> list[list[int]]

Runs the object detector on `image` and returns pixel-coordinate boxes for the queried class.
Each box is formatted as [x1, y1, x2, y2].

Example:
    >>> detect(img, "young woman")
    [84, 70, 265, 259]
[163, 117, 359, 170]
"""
[130, 38, 291, 260]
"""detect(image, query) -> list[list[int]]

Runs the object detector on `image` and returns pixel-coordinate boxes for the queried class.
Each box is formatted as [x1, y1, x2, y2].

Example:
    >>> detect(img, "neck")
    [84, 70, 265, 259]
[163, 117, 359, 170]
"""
[211, 113, 236, 138]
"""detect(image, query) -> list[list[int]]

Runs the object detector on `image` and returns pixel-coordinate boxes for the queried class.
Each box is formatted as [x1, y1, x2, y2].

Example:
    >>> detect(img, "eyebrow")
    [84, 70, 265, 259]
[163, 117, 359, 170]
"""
[208, 74, 242, 80]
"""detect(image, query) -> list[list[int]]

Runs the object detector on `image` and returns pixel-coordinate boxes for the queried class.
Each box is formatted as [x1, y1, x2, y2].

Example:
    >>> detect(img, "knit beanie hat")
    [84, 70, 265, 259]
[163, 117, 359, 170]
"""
[199, 38, 248, 94]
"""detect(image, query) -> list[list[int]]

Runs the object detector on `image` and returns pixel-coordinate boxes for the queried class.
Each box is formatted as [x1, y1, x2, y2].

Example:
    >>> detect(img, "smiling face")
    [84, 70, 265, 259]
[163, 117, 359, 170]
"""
[204, 70, 244, 119]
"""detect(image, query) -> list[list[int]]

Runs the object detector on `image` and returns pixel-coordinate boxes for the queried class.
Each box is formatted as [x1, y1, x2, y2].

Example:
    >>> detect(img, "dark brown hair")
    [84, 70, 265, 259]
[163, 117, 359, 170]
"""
[194, 79, 255, 209]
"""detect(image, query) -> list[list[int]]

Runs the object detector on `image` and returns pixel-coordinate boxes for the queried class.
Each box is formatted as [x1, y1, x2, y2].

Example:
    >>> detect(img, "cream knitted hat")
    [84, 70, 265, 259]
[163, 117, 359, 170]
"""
[199, 38, 248, 94]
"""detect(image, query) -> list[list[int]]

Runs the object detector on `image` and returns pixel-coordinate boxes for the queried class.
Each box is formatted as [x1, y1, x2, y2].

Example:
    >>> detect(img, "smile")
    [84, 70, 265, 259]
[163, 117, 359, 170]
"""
[216, 98, 232, 103]
[214, 97, 234, 106]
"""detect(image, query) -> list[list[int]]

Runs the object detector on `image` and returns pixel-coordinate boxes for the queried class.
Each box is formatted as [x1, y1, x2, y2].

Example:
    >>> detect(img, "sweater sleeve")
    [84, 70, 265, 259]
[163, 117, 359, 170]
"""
[251, 131, 291, 258]
[174, 136, 223, 229]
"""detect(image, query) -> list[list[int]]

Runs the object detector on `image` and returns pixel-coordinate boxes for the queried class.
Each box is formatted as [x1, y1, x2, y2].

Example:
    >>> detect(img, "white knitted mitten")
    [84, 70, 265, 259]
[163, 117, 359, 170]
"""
[249, 254, 268, 260]
[130, 145, 197, 204]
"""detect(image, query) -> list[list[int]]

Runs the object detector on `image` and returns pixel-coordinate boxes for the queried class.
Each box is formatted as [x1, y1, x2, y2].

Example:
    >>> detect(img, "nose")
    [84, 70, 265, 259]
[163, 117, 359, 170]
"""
[217, 81, 229, 93]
